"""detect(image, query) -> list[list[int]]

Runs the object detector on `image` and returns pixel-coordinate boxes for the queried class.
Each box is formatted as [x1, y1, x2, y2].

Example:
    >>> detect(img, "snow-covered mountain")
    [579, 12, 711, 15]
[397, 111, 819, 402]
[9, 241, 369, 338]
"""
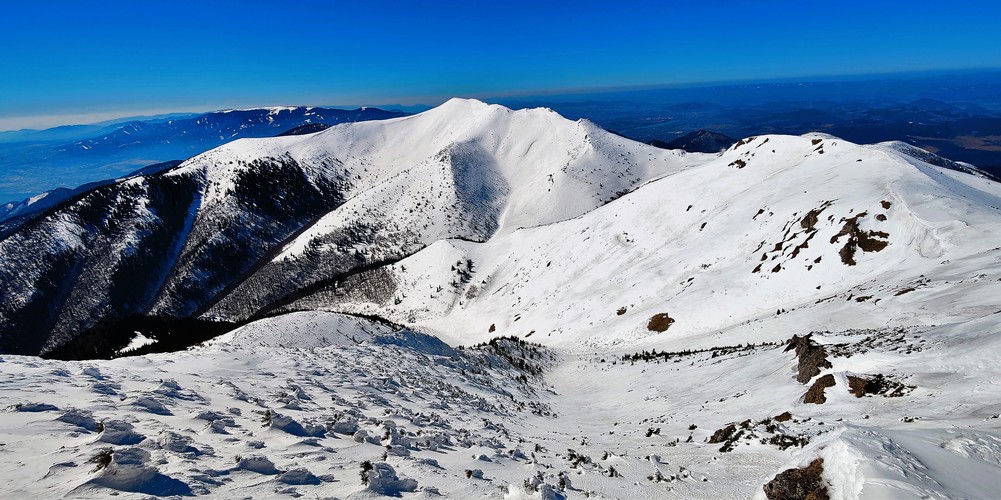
[0, 106, 408, 209]
[0, 98, 685, 355]
[2, 99, 1001, 499]
[63, 106, 408, 157]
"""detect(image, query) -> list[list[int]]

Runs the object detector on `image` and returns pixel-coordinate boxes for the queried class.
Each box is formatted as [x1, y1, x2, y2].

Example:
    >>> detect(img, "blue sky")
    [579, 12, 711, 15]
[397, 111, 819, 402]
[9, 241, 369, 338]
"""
[2, 0, 1000, 130]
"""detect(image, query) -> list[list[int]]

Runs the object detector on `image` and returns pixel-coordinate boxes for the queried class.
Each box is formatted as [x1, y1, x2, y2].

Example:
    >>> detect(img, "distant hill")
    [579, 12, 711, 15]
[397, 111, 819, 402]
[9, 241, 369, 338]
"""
[650, 130, 736, 153]
[277, 123, 333, 136]
[0, 106, 409, 204]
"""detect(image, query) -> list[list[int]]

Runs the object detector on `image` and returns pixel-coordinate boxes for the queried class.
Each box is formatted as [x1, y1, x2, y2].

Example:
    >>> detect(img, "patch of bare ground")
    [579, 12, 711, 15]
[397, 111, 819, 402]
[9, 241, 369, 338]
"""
[785, 335, 832, 384]
[763, 458, 830, 500]
[646, 313, 675, 332]
[803, 374, 835, 404]
[707, 417, 810, 453]
[830, 212, 890, 265]
[847, 374, 915, 398]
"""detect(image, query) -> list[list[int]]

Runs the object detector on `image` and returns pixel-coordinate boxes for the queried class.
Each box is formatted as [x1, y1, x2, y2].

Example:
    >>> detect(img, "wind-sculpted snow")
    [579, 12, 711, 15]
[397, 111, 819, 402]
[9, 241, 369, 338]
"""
[0, 313, 562, 498]
[4, 308, 1001, 498]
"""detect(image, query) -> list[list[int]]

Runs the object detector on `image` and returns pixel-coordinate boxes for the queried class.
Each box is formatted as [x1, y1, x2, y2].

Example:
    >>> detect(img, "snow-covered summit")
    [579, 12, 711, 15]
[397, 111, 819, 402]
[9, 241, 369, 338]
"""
[2, 99, 1001, 499]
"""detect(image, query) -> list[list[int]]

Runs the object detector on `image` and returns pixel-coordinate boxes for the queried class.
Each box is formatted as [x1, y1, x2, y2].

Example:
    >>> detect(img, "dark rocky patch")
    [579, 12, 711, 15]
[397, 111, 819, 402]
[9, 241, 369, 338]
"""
[763, 458, 830, 500]
[803, 374, 835, 404]
[847, 374, 915, 398]
[785, 335, 833, 384]
[43, 316, 241, 361]
[830, 212, 890, 266]
[827, 327, 925, 358]
[708, 424, 737, 444]
[646, 313, 675, 332]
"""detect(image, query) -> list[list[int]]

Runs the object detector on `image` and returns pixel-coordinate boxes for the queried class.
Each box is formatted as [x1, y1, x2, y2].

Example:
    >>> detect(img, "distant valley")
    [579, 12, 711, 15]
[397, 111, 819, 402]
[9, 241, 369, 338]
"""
[0, 106, 408, 209]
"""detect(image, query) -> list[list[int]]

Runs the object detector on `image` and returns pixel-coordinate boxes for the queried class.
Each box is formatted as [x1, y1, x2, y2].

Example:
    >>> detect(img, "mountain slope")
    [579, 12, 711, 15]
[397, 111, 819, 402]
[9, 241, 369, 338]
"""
[2, 100, 1001, 498]
[0, 106, 408, 206]
[0, 99, 686, 355]
[204, 98, 689, 321]
[283, 133, 1001, 349]
[0, 160, 183, 226]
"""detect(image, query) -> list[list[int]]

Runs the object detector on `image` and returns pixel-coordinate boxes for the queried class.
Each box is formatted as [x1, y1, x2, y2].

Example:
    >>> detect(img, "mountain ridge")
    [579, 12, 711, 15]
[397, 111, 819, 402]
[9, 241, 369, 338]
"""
[2, 99, 1001, 499]
[0, 105, 409, 206]
[1, 99, 999, 358]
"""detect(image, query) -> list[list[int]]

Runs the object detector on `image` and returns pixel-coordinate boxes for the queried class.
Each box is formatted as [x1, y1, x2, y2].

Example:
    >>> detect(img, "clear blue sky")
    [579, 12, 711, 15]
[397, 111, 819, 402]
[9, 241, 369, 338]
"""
[2, 0, 999, 130]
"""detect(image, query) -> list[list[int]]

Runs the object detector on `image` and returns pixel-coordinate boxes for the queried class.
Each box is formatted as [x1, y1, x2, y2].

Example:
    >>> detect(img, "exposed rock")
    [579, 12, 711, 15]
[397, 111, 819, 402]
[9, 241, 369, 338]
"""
[785, 335, 832, 384]
[708, 424, 738, 444]
[647, 313, 675, 332]
[803, 374, 836, 404]
[847, 374, 914, 398]
[763, 458, 830, 500]
[830, 213, 889, 266]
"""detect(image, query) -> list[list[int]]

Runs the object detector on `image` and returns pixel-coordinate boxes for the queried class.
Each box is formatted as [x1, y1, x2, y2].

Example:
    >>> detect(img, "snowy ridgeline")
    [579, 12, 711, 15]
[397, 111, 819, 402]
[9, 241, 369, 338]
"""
[3, 311, 1001, 499]
[2, 99, 1001, 498]
[4, 99, 1001, 360]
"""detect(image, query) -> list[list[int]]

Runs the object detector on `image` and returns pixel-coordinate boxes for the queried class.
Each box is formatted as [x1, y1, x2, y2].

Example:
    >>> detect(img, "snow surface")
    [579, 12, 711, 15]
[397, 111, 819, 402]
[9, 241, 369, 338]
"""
[3, 100, 1001, 498]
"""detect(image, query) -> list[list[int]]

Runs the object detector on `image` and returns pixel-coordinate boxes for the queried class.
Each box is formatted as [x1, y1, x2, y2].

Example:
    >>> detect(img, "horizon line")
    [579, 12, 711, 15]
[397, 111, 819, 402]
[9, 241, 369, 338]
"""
[3, 66, 1000, 133]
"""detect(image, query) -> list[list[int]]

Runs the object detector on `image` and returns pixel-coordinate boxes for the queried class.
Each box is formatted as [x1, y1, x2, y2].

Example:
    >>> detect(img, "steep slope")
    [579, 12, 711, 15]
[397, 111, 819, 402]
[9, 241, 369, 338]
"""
[200, 98, 687, 321]
[0, 106, 407, 207]
[0, 138, 354, 354]
[0, 99, 685, 355]
[283, 133, 1001, 349]
[2, 104, 1001, 498]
